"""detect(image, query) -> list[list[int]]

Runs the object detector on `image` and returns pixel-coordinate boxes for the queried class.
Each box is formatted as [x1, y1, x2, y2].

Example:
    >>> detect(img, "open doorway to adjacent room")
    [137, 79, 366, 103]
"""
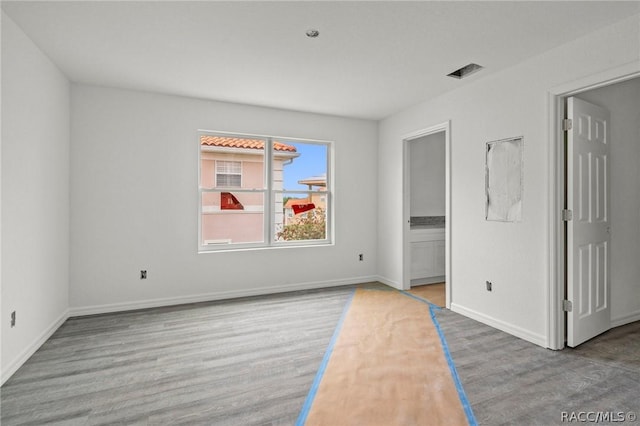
[550, 69, 640, 349]
[403, 121, 451, 308]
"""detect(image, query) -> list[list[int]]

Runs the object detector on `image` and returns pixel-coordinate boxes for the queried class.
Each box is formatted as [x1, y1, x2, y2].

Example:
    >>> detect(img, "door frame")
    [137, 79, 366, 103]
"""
[402, 120, 452, 308]
[547, 62, 640, 350]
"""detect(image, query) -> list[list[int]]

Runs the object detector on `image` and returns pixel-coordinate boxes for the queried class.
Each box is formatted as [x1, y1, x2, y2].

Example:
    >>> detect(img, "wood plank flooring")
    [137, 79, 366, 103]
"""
[2, 283, 638, 425]
[436, 308, 640, 425]
[1, 286, 355, 425]
[408, 283, 445, 307]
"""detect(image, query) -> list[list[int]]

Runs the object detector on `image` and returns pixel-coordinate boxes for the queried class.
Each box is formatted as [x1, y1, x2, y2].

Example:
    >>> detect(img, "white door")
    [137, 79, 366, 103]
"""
[567, 97, 611, 347]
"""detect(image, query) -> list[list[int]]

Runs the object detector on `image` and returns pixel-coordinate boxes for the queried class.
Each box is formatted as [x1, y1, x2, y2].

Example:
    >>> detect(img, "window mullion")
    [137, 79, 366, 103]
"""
[264, 138, 273, 245]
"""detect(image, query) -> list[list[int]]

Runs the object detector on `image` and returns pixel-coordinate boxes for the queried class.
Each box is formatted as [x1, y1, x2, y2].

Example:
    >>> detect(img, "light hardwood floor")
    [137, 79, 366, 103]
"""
[409, 282, 445, 307]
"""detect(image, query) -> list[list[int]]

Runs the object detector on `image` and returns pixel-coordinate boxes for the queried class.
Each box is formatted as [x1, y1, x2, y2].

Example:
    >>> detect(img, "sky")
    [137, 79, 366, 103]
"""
[282, 143, 327, 192]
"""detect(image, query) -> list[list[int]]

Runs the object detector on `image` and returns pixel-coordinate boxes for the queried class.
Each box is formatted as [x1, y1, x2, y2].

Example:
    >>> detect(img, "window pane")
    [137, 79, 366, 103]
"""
[277, 192, 327, 241]
[274, 141, 329, 242]
[201, 192, 264, 245]
[216, 173, 241, 187]
[200, 134, 330, 250]
[200, 135, 265, 190]
[216, 160, 242, 174]
[277, 142, 327, 192]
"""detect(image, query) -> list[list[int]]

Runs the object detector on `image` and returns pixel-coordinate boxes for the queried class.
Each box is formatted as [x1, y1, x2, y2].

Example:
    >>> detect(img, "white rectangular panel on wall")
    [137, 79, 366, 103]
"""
[485, 136, 523, 222]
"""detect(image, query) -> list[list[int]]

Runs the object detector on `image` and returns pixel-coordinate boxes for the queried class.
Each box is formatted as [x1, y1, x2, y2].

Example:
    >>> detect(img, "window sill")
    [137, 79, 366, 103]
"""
[198, 241, 334, 254]
[201, 210, 263, 215]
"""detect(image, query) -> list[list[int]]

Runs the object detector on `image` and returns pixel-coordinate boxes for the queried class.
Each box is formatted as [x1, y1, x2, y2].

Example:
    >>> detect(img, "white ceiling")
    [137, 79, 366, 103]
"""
[3, 1, 639, 120]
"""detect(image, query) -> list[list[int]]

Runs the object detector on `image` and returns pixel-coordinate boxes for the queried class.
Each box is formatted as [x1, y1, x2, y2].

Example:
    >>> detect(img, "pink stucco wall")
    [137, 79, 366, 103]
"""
[200, 149, 286, 245]
[201, 211, 264, 244]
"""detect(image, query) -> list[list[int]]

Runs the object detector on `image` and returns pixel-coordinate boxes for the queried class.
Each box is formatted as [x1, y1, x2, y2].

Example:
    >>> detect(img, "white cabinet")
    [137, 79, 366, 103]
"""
[411, 241, 438, 278]
[410, 228, 445, 282]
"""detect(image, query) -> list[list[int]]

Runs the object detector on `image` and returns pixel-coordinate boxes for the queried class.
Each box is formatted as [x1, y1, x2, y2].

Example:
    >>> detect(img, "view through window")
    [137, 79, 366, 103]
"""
[199, 133, 331, 250]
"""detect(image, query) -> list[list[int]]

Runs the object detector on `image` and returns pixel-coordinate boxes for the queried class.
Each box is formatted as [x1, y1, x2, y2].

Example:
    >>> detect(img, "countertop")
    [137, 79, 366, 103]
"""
[410, 224, 445, 230]
[410, 216, 445, 229]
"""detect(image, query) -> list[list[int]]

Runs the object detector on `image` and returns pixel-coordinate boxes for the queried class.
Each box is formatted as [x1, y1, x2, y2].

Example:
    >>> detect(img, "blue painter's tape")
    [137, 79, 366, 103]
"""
[400, 289, 476, 424]
[295, 288, 356, 426]
[399, 289, 442, 311]
[428, 305, 478, 426]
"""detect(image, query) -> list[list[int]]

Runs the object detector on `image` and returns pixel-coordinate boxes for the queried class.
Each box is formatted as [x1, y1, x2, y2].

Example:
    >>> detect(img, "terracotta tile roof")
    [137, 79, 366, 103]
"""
[200, 135, 296, 152]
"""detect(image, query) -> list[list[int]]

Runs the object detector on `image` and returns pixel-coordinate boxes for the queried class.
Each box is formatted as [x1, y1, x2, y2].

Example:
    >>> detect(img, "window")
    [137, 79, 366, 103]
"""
[215, 160, 242, 187]
[199, 132, 332, 250]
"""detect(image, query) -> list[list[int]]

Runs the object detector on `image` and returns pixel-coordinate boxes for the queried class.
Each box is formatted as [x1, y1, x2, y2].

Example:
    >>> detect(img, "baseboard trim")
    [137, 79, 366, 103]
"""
[611, 310, 640, 328]
[1, 309, 70, 386]
[451, 303, 547, 348]
[69, 275, 380, 317]
[410, 276, 445, 286]
[375, 275, 401, 290]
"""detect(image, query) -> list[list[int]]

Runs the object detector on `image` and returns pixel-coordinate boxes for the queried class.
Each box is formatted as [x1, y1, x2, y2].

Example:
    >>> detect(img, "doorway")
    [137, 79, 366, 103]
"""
[549, 69, 640, 349]
[402, 121, 452, 308]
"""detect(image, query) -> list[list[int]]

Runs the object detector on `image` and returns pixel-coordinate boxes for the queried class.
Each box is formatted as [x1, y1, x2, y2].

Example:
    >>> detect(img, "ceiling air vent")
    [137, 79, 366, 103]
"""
[447, 63, 483, 79]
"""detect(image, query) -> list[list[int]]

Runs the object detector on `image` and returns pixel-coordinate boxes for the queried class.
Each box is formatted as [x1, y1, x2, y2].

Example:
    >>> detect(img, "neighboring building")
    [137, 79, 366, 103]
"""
[200, 135, 299, 244]
[283, 174, 327, 226]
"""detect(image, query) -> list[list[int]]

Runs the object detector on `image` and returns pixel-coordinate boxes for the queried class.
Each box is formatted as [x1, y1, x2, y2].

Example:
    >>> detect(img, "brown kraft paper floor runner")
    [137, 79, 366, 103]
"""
[302, 288, 470, 426]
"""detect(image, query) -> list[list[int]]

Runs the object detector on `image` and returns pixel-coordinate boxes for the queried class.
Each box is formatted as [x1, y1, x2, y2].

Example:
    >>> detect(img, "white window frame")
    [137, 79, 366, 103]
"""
[215, 160, 242, 188]
[198, 131, 333, 252]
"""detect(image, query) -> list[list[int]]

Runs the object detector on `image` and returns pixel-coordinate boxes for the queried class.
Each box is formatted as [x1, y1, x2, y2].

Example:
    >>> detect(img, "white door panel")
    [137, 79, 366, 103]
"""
[567, 97, 611, 347]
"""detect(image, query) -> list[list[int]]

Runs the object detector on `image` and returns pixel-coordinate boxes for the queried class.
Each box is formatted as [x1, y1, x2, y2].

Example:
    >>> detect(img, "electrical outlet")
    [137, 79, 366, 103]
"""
[140, 270, 147, 279]
[358, 254, 364, 261]
[10, 311, 16, 327]
[486, 281, 492, 291]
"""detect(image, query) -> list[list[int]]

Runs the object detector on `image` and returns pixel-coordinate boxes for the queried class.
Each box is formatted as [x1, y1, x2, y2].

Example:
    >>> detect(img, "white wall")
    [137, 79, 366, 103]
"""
[69, 85, 378, 312]
[1, 12, 70, 383]
[576, 78, 640, 326]
[409, 132, 445, 217]
[378, 14, 640, 347]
